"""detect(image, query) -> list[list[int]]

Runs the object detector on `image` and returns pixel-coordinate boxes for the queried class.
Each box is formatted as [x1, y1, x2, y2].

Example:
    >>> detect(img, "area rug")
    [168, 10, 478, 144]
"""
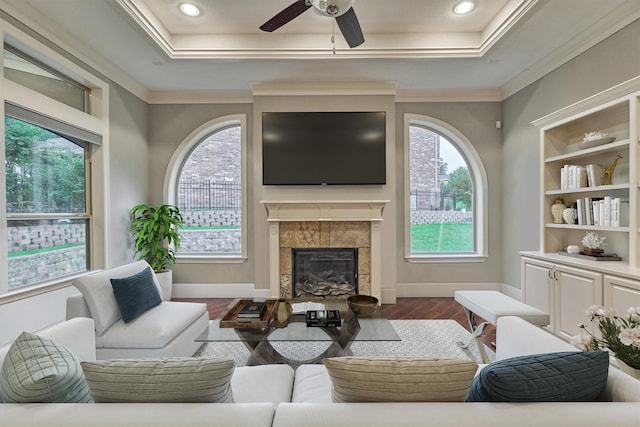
[194, 320, 496, 367]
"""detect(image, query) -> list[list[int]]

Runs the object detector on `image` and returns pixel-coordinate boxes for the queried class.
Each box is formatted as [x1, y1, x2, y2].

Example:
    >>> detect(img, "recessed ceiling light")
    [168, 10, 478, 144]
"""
[453, 1, 475, 15]
[179, 3, 200, 17]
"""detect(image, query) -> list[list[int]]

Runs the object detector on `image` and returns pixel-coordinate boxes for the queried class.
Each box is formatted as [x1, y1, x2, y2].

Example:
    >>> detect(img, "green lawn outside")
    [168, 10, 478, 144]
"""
[8, 243, 84, 257]
[411, 223, 473, 252]
[181, 226, 240, 231]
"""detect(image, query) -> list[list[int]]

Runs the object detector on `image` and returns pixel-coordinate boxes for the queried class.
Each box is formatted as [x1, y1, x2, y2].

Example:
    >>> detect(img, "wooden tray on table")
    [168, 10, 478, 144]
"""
[219, 299, 277, 329]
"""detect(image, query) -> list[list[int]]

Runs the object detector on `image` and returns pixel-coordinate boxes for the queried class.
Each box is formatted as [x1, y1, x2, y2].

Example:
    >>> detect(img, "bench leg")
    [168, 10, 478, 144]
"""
[459, 307, 490, 364]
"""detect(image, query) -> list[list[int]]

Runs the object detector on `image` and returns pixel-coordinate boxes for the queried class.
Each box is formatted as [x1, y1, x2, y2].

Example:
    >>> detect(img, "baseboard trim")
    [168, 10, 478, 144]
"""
[172, 283, 256, 298]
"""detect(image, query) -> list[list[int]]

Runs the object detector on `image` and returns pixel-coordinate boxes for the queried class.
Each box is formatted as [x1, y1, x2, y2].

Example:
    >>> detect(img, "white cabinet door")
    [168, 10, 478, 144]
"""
[522, 257, 554, 313]
[604, 275, 640, 313]
[555, 265, 603, 341]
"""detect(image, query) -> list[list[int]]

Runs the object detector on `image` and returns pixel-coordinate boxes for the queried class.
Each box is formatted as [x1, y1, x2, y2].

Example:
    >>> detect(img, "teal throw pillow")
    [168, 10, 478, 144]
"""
[466, 351, 609, 402]
[110, 266, 162, 323]
[0, 331, 92, 403]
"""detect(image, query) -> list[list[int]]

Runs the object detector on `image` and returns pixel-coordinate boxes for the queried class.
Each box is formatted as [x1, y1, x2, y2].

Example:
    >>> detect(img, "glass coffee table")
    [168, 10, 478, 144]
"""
[196, 298, 400, 368]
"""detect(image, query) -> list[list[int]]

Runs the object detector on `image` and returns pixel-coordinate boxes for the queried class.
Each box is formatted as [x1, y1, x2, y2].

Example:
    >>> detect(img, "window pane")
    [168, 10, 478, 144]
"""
[409, 126, 474, 253]
[178, 126, 242, 254]
[7, 218, 89, 290]
[4, 46, 87, 111]
[5, 117, 86, 214]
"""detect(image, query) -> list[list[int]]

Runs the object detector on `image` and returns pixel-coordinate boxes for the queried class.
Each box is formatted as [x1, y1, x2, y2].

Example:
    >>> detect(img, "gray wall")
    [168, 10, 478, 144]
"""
[502, 19, 640, 290]
[108, 84, 149, 267]
[147, 104, 255, 284]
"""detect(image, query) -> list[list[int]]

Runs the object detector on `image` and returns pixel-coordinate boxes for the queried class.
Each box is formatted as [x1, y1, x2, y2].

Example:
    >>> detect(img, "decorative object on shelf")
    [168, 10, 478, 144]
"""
[580, 131, 616, 149]
[562, 205, 576, 224]
[601, 154, 623, 185]
[566, 245, 580, 254]
[275, 298, 292, 328]
[581, 231, 606, 255]
[571, 305, 640, 377]
[551, 199, 566, 224]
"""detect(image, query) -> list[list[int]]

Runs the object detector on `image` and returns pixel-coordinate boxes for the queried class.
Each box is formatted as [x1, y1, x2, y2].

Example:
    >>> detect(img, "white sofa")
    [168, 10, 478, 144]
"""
[0, 318, 294, 427]
[66, 261, 209, 359]
[1, 316, 639, 426]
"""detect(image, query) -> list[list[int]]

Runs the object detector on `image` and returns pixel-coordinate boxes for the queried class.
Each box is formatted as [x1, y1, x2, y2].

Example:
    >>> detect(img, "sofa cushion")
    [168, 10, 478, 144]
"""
[81, 358, 235, 403]
[323, 357, 478, 402]
[292, 364, 333, 403]
[95, 301, 207, 349]
[466, 351, 609, 402]
[232, 365, 295, 404]
[73, 261, 160, 335]
[110, 266, 162, 323]
[0, 331, 92, 403]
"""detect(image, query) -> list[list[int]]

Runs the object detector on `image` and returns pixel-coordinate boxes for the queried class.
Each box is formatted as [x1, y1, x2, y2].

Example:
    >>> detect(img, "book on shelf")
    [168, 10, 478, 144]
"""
[306, 310, 341, 327]
[237, 302, 267, 319]
[586, 164, 603, 187]
[291, 301, 326, 315]
[566, 196, 626, 227]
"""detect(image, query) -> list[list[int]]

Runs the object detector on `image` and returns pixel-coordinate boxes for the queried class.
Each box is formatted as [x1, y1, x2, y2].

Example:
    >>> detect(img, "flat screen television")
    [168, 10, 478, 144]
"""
[262, 111, 386, 185]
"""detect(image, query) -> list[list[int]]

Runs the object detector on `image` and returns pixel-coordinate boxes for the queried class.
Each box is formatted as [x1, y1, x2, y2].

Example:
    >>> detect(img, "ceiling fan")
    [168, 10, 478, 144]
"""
[260, 0, 364, 48]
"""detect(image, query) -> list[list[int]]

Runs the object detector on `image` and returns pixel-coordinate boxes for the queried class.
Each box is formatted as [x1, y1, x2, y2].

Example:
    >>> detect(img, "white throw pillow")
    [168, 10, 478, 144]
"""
[73, 261, 159, 335]
[0, 331, 92, 403]
[323, 356, 478, 402]
[81, 358, 235, 403]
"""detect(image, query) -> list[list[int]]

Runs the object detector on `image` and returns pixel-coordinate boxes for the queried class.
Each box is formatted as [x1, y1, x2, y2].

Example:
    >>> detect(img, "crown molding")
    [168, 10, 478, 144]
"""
[147, 90, 253, 104]
[116, 0, 538, 60]
[395, 89, 503, 103]
[251, 81, 398, 97]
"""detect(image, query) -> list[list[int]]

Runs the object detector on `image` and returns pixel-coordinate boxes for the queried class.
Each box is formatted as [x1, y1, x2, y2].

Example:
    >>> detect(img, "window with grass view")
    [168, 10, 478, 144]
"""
[409, 123, 474, 254]
[5, 116, 89, 290]
[177, 125, 242, 255]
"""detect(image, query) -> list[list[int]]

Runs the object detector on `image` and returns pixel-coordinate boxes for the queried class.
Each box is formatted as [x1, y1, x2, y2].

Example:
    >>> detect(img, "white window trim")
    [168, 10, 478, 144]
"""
[403, 114, 488, 263]
[164, 114, 247, 262]
[0, 23, 110, 302]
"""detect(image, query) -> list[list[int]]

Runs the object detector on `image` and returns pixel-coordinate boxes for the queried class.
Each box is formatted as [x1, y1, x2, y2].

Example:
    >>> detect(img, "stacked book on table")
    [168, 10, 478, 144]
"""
[236, 301, 267, 320]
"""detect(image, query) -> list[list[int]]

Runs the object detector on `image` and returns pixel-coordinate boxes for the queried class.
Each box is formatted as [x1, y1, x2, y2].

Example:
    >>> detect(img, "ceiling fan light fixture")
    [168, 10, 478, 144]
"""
[312, 0, 355, 17]
[178, 3, 201, 17]
[453, 1, 475, 15]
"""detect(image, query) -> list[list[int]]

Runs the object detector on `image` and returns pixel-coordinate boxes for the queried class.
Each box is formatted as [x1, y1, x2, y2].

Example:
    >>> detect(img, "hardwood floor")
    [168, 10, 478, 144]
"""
[175, 296, 497, 351]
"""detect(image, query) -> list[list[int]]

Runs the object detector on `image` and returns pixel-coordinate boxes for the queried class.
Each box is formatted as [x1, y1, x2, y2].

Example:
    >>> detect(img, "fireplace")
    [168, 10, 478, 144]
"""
[261, 200, 389, 301]
[292, 248, 358, 298]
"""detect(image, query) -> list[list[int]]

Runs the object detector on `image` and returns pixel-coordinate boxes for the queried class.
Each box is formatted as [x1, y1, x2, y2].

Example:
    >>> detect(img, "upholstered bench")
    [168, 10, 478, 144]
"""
[454, 290, 550, 363]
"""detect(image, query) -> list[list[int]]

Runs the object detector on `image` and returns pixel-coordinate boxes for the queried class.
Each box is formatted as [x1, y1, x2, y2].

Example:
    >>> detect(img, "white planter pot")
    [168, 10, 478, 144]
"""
[155, 270, 173, 301]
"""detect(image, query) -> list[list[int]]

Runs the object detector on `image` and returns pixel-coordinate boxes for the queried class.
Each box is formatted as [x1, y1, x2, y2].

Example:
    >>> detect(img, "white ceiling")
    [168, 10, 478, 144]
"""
[1, 0, 638, 101]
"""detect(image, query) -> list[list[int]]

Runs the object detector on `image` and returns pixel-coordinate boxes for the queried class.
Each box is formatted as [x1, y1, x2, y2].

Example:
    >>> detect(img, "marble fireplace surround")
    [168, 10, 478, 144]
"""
[261, 201, 388, 302]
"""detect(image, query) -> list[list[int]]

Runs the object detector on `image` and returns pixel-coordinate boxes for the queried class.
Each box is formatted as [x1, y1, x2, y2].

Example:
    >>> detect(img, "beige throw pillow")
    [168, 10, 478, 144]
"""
[323, 356, 478, 402]
[81, 357, 235, 403]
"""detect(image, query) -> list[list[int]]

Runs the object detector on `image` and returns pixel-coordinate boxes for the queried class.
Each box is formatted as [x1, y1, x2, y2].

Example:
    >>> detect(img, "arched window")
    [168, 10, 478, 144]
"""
[166, 115, 246, 259]
[404, 114, 487, 261]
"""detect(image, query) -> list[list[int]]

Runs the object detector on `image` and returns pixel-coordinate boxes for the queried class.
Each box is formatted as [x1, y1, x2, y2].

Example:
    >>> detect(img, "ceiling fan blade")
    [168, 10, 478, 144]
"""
[260, 0, 312, 32]
[335, 7, 364, 48]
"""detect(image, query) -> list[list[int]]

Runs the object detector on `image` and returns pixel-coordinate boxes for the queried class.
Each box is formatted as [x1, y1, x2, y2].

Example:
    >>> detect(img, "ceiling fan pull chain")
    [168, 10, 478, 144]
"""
[331, 18, 336, 55]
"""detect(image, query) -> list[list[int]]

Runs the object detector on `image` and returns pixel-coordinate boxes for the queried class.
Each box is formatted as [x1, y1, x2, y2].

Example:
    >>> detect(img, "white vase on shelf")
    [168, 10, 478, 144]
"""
[551, 199, 566, 224]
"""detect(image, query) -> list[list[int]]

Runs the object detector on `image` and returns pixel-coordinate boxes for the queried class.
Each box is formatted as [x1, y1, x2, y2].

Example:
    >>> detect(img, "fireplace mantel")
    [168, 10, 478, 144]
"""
[261, 200, 389, 302]
[261, 200, 388, 222]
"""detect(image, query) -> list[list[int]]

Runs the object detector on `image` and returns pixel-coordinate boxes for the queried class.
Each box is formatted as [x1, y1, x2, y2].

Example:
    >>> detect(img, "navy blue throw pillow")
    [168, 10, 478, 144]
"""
[110, 267, 162, 323]
[466, 351, 609, 402]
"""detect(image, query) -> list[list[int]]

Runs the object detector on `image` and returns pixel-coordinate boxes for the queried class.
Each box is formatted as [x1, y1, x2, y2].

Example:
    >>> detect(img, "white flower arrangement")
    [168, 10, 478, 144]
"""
[582, 131, 608, 142]
[572, 305, 640, 369]
[581, 231, 606, 249]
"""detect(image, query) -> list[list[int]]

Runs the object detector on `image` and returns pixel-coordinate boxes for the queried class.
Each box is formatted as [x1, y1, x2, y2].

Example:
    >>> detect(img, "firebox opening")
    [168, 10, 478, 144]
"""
[292, 248, 358, 298]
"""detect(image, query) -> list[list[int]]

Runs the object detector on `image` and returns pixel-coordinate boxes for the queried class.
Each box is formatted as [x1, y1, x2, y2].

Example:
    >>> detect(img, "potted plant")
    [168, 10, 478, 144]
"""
[572, 305, 640, 378]
[129, 203, 184, 300]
